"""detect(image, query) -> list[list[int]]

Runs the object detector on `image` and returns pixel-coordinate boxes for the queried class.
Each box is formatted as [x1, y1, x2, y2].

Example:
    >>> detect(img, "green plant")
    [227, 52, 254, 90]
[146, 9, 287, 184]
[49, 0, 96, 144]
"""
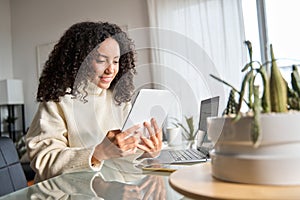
[210, 41, 300, 146]
[4, 116, 18, 124]
[173, 116, 197, 140]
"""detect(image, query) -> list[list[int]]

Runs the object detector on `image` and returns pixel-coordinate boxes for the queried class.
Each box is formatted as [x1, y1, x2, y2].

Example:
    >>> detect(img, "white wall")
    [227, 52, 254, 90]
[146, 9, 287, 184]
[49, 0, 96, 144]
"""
[0, 0, 13, 79]
[9, 0, 151, 128]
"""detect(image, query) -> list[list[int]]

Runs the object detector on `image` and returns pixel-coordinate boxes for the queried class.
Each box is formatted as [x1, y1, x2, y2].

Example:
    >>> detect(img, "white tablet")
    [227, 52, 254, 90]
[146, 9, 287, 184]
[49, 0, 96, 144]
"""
[122, 89, 176, 137]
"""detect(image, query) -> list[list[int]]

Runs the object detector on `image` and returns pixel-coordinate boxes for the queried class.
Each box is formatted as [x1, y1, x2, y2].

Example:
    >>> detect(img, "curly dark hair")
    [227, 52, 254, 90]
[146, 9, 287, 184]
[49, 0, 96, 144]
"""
[37, 21, 136, 104]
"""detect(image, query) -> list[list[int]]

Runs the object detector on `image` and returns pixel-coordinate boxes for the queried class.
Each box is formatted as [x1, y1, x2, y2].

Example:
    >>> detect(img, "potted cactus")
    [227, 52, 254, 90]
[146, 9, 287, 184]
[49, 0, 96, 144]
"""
[207, 41, 300, 185]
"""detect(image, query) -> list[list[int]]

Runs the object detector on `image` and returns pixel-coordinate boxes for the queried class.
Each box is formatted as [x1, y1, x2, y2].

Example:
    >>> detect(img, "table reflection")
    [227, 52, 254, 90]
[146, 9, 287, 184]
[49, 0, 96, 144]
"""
[23, 156, 183, 200]
[93, 174, 166, 200]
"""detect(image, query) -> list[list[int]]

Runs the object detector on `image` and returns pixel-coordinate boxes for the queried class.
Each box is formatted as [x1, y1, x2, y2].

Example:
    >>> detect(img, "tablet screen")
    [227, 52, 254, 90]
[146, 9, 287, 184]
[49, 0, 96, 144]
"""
[122, 89, 176, 137]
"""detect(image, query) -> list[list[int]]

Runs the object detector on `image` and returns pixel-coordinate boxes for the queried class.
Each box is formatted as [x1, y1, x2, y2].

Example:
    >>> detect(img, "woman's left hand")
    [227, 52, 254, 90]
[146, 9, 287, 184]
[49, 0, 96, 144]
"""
[137, 118, 163, 154]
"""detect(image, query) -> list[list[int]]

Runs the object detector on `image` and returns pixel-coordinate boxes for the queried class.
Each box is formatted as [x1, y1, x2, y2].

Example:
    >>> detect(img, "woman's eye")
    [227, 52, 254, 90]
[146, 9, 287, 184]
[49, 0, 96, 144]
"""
[96, 59, 105, 63]
[113, 61, 119, 64]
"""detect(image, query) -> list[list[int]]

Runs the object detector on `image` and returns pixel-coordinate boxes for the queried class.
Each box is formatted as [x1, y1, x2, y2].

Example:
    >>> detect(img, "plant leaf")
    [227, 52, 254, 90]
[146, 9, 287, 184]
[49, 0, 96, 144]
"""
[185, 116, 195, 140]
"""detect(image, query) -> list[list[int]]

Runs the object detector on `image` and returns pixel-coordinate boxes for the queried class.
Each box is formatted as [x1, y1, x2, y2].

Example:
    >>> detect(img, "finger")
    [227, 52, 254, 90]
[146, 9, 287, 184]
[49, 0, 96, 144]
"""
[151, 118, 163, 141]
[116, 132, 137, 144]
[120, 142, 137, 152]
[143, 121, 155, 136]
[160, 181, 167, 200]
[107, 130, 121, 142]
[143, 121, 160, 150]
[116, 135, 137, 151]
[142, 181, 156, 200]
[138, 176, 153, 191]
[137, 138, 161, 154]
[140, 137, 155, 150]
[155, 185, 161, 200]
[156, 178, 165, 200]
[136, 143, 151, 152]
[147, 119, 162, 146]
[124, 124, 142, 136]
[114, 125, 141, 147]
[149, 134, 159, 148]
[151, 118, 159, 133]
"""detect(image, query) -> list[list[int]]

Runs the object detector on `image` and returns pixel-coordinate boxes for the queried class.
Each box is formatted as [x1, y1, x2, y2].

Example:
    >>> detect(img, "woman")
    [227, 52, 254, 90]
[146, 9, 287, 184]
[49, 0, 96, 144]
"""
[26, 21, 162, 182]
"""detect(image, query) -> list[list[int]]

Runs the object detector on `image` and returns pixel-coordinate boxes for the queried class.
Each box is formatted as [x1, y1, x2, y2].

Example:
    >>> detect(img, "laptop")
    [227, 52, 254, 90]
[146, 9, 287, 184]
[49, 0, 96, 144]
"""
[153, 96, 220, 164]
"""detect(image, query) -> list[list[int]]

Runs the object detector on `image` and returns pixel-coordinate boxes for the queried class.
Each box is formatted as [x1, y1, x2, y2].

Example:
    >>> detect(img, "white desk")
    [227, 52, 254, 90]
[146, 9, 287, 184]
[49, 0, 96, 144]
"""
[0, 141, 210, 200]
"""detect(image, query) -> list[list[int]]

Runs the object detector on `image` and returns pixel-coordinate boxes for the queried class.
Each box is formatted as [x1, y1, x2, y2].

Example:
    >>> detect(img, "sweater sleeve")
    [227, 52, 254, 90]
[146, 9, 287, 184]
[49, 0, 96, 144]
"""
[26, 102, 102, 182]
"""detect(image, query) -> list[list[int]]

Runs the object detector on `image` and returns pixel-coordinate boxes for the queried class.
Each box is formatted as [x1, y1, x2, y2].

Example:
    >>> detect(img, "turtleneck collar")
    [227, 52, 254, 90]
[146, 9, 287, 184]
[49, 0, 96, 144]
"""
[85, 80, 104, 96]
[66, 80, 104, 96]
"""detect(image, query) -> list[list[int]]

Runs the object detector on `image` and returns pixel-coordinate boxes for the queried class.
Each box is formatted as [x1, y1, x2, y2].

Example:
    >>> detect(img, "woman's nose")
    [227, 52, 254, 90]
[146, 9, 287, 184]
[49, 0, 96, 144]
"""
[105, 63, 114, 73]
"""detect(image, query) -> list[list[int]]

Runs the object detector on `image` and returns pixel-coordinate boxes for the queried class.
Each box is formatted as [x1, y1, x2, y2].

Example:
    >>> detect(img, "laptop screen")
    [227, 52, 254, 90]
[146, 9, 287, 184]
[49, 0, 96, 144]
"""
[198, 96, 219, 132]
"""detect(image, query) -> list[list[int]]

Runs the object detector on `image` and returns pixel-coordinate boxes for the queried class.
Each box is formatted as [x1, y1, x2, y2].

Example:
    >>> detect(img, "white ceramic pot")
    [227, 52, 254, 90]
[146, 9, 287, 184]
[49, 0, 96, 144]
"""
[207, 112, 300, 185]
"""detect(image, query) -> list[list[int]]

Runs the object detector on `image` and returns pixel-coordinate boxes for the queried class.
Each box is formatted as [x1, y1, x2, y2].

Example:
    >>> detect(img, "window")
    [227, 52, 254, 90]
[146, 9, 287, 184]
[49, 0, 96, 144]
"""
[242, 0, 261, 62]
[242, 0, 300, 82]
[265, 0, 300, 82]
[265, 0, 300, 62]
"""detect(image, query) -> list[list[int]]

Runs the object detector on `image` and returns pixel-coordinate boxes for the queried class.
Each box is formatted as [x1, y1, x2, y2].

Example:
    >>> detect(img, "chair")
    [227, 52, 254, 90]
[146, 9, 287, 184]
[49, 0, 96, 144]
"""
[0, 137, 27, 196]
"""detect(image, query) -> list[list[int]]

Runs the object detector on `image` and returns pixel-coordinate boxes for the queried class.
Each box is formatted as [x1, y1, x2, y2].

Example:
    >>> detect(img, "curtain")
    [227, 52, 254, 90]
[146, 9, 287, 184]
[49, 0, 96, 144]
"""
[147, 0, 246, 127]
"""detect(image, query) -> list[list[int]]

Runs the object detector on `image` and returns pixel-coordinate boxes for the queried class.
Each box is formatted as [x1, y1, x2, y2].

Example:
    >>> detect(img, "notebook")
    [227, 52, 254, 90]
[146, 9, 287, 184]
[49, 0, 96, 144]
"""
[153, 96, 220, 164]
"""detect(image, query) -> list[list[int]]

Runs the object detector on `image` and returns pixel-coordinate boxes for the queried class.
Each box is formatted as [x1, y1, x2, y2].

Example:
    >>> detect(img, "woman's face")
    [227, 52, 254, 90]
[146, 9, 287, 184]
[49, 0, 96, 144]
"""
[92, 37, 120, 89]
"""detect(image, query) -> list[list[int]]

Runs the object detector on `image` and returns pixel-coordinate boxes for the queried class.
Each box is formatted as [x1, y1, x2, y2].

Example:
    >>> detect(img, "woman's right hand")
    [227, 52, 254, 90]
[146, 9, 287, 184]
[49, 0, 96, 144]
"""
[92, 125, 141, 161]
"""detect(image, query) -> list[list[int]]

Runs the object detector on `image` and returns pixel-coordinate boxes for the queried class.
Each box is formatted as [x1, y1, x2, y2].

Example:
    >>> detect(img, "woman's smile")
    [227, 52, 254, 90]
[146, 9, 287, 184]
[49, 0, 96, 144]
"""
[92, 37, 120, 89]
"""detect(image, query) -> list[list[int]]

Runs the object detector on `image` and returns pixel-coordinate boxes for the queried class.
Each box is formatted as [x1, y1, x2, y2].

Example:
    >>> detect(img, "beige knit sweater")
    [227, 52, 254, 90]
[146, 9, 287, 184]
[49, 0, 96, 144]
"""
[26, 83, 131, 182]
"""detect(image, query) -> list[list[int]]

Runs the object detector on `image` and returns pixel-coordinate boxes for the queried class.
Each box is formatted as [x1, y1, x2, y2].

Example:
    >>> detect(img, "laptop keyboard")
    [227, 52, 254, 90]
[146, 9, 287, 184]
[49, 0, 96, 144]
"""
[168, 149, 206, 161]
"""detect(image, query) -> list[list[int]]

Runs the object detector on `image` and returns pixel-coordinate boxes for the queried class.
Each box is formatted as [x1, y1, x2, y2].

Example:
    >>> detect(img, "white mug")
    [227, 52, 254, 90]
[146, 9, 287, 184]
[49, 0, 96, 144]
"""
[166, 127, 182, 146]
[196, 130, 206, 147]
